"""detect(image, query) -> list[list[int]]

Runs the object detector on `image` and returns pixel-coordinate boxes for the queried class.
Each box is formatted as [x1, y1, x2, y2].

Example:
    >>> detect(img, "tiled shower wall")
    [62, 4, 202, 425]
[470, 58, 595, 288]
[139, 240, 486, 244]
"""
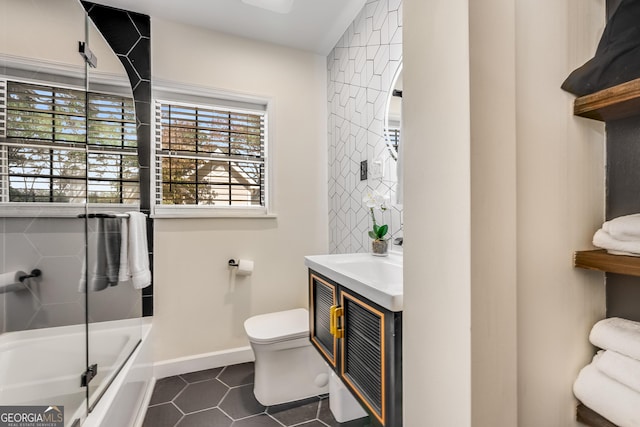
[0, 217, 141, 333]
[328, 0, 403, 254]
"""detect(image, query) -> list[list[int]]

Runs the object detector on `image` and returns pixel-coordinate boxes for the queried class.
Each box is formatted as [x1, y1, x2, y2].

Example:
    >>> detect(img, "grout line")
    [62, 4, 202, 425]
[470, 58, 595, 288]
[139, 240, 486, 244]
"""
[315, 398, 323, 419]
[176, 405, 221, 416]
[265, 412, 288, 427]
[169, 402, 184, 427]
[170, 383, 190, 404]
[178, 368, 224, 384]
[217, 405, 235, 421]
[169, 401, 184, 416]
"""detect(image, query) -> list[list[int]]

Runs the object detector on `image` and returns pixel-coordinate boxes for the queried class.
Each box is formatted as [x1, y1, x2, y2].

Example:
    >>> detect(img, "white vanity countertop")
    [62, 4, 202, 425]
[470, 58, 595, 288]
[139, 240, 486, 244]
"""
[304, 252, 403, 312]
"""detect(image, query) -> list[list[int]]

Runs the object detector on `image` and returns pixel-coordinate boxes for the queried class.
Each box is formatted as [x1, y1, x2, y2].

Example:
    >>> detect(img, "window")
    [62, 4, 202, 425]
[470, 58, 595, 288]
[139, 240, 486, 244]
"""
[387, 127, 400, 154]
[154, 98, 268, 214]
[0, 79, 139, 204]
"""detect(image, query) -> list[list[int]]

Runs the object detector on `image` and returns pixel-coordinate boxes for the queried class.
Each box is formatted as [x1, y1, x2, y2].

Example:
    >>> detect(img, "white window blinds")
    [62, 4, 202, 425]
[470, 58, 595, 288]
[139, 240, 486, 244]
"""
[155, 100, 266, 208]
[0, 79, 139, 204]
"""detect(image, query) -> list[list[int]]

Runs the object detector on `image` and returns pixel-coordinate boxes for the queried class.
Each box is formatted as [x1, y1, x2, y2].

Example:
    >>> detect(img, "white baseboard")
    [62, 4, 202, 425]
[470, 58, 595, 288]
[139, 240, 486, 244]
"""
[154, 346, 255, 379]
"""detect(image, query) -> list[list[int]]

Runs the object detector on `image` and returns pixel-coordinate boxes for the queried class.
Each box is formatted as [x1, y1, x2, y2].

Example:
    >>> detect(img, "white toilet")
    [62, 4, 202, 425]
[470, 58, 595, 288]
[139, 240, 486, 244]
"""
[244, 308, 329, 406]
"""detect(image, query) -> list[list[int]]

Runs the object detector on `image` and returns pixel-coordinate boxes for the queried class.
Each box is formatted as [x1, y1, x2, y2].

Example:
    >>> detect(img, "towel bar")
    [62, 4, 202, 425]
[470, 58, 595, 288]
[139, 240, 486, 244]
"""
[77, 212, 148, 219]
[18, 269, 41, 283]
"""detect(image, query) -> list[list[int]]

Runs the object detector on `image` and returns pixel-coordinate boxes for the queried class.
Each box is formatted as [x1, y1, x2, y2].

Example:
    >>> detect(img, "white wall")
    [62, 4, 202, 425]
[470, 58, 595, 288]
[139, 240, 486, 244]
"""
[469, 0, 518, 424]
[1, 0, 126, 78]
[403, 0, 606, 426]
[403, 0, 472, 425]
[515, 0, 606, 425]
[151, 19, 328, 361]
[2, 0, 84, 69]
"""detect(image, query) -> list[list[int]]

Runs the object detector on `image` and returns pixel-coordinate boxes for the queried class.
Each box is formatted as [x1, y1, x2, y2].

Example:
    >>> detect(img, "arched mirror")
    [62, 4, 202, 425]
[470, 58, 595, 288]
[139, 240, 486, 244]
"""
[384, 63, 402, 161]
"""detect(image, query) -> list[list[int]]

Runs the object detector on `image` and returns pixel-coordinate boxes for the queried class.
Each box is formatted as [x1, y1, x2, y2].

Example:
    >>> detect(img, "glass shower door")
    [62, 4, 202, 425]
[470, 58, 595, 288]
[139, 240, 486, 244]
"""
[84, 11, 142, 411]
[0, 1, 89, 426]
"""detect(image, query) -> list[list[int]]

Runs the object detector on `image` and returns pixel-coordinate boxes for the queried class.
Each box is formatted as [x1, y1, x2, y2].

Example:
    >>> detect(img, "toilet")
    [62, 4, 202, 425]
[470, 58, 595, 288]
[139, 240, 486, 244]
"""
[244, 308, 329, 406]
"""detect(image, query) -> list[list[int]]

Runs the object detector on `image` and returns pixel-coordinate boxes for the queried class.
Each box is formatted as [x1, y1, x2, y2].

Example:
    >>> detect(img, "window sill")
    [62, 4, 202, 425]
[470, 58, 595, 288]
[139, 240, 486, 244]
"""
[151, 206, 277, 219]
[0, 203, 139, 218]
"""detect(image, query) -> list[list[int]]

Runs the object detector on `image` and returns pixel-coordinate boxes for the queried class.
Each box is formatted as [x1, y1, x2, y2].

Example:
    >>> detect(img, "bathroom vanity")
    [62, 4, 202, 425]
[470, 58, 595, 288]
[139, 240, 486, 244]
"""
[304, 253, 403, 427]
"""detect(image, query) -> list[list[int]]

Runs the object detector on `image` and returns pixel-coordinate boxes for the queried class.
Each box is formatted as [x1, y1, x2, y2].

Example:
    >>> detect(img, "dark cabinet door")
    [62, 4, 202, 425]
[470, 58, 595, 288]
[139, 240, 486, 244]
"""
[340, 290, 386, 425]
[309, 273, 338, 367]
[308, 270, 403, 427]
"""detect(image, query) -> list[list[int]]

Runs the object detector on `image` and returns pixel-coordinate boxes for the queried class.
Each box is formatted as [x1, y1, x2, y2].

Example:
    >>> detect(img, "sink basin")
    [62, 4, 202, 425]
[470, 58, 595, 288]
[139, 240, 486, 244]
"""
[304, 252, 403, 311]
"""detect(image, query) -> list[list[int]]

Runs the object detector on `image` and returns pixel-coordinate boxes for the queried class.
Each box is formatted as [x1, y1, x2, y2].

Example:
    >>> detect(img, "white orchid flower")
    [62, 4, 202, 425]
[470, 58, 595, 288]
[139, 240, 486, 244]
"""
[362, 190, 388, 210]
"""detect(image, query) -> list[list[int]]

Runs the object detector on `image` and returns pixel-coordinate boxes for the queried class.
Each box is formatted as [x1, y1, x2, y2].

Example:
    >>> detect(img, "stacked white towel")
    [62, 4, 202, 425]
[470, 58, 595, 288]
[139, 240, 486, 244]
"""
[604, 214, 640, 241]
[573, 317, 640, 427]
[593, 213, 640, 256]
[118, 211, 152, 290]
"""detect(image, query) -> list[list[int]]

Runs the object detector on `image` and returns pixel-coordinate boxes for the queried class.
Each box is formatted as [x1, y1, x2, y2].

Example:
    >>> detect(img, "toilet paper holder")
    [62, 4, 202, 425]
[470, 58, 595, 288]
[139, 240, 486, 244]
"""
[227, 259, 254, 276]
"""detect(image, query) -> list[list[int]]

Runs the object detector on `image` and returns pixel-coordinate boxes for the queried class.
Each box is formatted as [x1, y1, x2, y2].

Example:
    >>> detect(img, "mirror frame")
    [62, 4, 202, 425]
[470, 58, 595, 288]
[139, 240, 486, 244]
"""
[384, 61, 403, 161]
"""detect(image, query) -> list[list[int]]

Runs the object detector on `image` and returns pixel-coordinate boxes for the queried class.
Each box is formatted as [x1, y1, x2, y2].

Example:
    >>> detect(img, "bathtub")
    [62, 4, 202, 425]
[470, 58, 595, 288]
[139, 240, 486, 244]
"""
[0, 318, 153, 427]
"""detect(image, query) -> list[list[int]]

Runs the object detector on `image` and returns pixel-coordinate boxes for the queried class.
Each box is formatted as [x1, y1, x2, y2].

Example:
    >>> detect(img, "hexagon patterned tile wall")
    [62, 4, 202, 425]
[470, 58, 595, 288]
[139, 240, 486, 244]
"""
[328, 0, 403, 254]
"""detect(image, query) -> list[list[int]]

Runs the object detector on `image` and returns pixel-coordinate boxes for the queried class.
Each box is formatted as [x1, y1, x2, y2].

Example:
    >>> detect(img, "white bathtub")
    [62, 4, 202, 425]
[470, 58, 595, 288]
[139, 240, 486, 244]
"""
[0, 318, 153, 427]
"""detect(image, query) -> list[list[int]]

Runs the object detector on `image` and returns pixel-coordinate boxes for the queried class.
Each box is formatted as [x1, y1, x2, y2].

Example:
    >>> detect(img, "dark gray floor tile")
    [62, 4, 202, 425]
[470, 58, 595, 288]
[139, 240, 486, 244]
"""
[268, 399, 320, 425]
[142, 403, 183, 427]
[145, 364, 372, 427]
[220, 384, 265, 420]
[230, 414, 281, 427]
[176, 408, 233, 427]
[316, 398, 370, 427]
[180, 367, 224, 383]
[150, 376, 188, 405]
[340, 418, 373, 427]
[295, 421, 327, 427]
[218, 362, 255, 387]
[267, 396, 320, 414]
[174, 379, 229, 414]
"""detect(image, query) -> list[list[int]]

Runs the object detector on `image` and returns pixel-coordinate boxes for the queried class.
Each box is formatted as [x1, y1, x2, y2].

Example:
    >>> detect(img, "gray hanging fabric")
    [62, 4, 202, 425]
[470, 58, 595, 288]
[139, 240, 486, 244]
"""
[561, 0, 640, 96]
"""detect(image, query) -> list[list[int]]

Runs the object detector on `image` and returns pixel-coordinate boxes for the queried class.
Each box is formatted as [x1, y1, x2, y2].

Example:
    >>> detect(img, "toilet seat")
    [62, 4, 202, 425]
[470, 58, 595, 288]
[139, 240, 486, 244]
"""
[244, 308, 309, 344]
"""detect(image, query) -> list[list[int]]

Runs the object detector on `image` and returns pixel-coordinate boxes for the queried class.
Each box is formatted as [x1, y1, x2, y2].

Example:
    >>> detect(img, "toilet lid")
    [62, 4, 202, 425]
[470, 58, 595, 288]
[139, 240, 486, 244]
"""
[244, 308, 309, 344]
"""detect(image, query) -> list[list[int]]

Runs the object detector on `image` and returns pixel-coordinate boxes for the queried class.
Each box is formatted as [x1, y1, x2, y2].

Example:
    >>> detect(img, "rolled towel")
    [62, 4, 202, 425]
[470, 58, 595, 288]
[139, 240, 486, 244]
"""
[603, 213, 640, 241]
[590, 317, 640, 360]
[574, 363, 640, 427]
[118, 218, 129, 283]
[593, 228, 640, 256]
[126, 211, 151, 290]
[594, 350, 640, 394]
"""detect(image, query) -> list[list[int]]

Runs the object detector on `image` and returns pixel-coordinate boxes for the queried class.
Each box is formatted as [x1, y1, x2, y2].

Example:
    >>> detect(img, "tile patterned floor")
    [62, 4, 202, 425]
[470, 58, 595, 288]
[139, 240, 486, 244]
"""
[143, 362, 372, 427]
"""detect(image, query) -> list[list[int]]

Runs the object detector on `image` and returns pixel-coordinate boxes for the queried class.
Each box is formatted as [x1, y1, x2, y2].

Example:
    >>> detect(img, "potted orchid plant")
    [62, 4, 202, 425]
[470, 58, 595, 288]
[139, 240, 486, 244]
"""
[363, 190, 390, 256]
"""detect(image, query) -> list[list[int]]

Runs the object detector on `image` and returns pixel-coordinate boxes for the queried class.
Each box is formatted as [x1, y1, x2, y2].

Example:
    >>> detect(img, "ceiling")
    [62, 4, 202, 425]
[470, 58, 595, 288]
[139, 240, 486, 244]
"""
[89, 0, 367, 55]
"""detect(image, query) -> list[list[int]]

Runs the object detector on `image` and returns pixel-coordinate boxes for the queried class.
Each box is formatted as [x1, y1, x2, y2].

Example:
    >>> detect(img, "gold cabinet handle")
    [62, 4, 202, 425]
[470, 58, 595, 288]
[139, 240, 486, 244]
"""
[334, 307, 344, 339]
[329, 305, 337, 336]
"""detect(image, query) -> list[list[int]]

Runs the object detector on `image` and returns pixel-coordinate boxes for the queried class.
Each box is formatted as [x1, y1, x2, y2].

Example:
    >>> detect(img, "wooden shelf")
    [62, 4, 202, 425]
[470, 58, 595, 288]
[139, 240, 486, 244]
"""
[574, 78, 640, 121]
[577, 404, 618, 427]
[574, 249, 640, 277]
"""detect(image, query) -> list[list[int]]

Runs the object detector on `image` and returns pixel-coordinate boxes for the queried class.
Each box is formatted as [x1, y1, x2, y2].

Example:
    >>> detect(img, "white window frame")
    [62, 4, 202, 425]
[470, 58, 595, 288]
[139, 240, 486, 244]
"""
[151, 80, 275, 219]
